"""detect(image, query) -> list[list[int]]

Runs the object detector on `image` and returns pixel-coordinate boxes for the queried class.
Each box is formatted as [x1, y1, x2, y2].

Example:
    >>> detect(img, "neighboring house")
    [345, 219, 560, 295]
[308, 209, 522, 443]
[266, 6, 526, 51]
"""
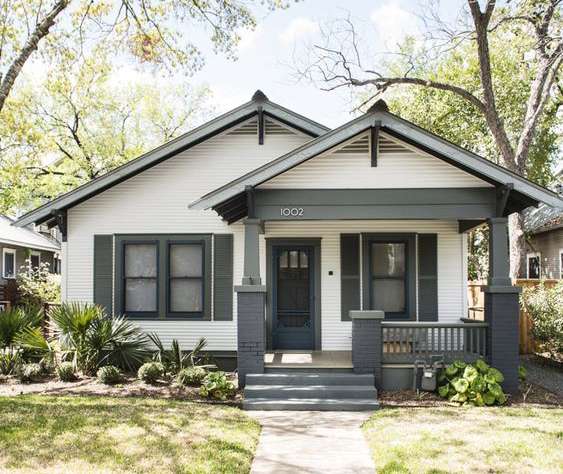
[522, 165, 562, 279]
[0, 215, 61, 303]
[14, 91, 562, 407]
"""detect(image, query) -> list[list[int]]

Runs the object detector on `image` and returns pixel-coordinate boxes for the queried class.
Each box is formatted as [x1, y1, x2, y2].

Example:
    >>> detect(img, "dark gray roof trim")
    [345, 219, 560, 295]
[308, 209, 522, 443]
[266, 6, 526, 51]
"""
[15, 93, 329, 228]
[190, 110, 563, 212]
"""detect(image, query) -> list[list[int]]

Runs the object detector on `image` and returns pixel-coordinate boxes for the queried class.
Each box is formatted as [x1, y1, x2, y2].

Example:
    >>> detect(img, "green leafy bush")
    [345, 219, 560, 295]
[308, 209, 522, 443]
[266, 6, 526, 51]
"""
[96, 365, 122, 385]
[518, 365, 527, 381]
[17, 362, 42, 383]
[56, 362, 76, 382]
[521, 282, 563, 356]
[0, 347, 23, 375]
[176, 366, 207, 387]
[50, 303, 150, 374]
[148, 334, 210, 375]
[138, 362, 164, 384]
[199, 371, 235, 400]
[438, 359, 507, 406]
[0, 307, 42, 347]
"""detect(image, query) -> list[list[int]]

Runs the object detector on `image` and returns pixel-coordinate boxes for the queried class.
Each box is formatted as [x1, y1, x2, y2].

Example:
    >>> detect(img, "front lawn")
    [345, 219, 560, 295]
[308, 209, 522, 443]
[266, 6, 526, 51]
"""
[0, 395, 260, 473]
[363, 405, 563, 473]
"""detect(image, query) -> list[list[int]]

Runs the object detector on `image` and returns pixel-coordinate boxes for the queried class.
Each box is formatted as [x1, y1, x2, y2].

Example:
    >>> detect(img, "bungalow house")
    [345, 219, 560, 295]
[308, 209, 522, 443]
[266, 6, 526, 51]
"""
[0, 215, 61, 307]
[15, 91, 562, 410]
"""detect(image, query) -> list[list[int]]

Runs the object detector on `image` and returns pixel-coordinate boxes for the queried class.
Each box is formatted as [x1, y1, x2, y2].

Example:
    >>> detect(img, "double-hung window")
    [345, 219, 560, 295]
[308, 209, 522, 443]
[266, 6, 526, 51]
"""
[527, 252, 541, 279]
[116, 235, 211, 320]
[363, 234, 416, 320]
[2, 248, 16, 279]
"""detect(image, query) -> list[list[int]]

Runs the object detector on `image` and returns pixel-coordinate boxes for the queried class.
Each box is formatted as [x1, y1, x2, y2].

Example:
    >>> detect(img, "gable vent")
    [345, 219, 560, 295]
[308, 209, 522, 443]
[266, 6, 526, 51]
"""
[335, 135, 370, 154]
[228, 119, 258, 135]
[265, 118, 295, 135]
[379, 135, 412, 153]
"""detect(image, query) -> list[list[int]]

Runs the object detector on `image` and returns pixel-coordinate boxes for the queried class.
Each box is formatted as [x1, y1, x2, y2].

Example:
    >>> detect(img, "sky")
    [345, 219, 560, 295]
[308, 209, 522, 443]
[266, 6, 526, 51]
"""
[172, 0, 462, 128]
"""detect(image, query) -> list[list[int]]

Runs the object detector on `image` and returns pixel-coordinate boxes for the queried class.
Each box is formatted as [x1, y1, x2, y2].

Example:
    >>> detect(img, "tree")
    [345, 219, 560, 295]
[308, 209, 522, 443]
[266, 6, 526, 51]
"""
[0, 0, 289, 115]
[0, 47, 213, 213]
[298, 0, 562, 277]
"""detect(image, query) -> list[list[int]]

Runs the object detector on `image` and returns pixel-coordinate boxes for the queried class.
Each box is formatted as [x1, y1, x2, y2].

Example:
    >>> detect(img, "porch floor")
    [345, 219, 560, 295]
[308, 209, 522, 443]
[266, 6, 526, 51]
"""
[264, 351, 353, 369]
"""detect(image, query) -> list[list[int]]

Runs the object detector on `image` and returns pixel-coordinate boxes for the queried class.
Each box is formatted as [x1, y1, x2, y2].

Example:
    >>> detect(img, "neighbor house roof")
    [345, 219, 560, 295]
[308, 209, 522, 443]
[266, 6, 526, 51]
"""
[0, 216, 60, 252]
[14, 91, 329, 228]
[524, 204, 562, 234]
[190, 101, 563, 214]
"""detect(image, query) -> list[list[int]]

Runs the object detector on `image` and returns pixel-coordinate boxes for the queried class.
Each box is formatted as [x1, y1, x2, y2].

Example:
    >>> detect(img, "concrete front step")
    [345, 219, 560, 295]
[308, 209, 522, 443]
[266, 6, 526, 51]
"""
[243, 397, 380, 411]
[245, 385, 378, 399]
[246, 373, 375, 387]
[265, 367, 354, 374]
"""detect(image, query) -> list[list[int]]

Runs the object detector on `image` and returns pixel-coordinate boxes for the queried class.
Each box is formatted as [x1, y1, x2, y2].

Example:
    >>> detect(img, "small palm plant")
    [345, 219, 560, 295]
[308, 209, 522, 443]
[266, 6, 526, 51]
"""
[0, 306, 42, 347]
[148, 334, 212, 375]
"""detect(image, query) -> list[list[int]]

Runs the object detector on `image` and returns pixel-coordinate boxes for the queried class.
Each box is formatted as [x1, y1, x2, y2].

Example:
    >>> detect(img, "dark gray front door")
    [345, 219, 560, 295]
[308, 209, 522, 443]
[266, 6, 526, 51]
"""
[272, 246, 314, 350]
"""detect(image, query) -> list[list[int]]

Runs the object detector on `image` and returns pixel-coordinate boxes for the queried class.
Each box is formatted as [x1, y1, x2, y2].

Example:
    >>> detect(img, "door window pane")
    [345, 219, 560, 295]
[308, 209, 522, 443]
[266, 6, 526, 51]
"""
[170, 279, 202, 312]
[289, 250, 299, 268]
[124, 243, 158, 313]
[125, 279, 157, 312]
[372, 279, 405, 312]
[279, 251, 288, 268]
[371, 243, 405, 277]
[300, 251, 308, 268]
[170, 244, 202, 277]
[125, 244, 157, 277]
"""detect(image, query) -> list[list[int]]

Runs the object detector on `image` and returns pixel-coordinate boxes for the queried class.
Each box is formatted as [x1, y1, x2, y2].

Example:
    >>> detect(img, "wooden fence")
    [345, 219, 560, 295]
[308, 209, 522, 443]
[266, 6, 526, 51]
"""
[467, 279, 559, 354]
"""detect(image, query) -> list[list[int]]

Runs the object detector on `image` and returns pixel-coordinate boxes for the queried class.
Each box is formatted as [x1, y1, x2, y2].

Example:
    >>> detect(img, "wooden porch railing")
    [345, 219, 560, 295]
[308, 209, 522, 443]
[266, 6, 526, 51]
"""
[381, 321, 488, 364]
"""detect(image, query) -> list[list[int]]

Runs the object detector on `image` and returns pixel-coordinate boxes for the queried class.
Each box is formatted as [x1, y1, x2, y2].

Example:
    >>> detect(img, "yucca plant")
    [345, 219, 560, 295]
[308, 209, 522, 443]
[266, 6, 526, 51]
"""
[148, 333, 212, 375]
[0, 306, 42, 347]
[50, 302, 150, 375]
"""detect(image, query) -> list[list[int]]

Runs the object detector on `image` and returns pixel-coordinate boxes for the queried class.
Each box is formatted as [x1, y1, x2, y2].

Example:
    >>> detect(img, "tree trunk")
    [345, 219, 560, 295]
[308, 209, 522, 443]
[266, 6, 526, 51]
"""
[509, 212, 527, 279]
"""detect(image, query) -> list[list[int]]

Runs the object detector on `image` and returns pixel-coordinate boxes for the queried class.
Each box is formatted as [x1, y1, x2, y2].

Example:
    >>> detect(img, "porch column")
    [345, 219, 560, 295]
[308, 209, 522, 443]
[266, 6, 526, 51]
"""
[350, 310, 384, 388]
[235, 218, 266, 388]
[484, 217, 521, 393]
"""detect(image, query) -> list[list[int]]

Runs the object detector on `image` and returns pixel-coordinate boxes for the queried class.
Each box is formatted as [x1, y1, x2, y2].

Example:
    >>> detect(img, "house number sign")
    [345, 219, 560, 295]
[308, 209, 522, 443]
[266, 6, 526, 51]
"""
[280, 207, 304, 217]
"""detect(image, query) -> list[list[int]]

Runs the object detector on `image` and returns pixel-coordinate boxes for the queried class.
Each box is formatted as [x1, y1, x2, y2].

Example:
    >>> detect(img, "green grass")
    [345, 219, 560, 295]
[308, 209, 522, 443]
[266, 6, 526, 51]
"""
[363, 406, 563, 474]
[0, 395, 260, 473]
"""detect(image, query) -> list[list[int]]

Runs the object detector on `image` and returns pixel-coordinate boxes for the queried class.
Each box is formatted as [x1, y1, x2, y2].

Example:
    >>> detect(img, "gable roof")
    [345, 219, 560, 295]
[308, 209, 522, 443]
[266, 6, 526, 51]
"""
[524, 204, 563, 234]
[14, 91, 329, 228]
[0, 216, 60, 252]
[190, 103, 563, 215]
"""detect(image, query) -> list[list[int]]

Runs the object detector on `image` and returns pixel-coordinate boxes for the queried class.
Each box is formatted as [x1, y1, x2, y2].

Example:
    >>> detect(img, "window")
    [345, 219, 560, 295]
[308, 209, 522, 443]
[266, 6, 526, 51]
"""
[527, 252, 541, 279]
[123, 242, 158, 315]
[53, 256, 62, 274]
[116, 235, 211, 320]
[371, 243, 406, 313]
[2, 248, 16, 279]
[363, 234, 416, 320]
[559, 249, 563, 279]
[30, 251, 40, 270]
[168, 243, 204, 315]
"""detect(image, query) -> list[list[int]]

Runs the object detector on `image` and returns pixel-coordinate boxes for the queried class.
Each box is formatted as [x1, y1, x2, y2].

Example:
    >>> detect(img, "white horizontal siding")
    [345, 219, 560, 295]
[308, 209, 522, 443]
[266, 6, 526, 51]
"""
[262, 220, 464, 350]
[260, 137, 491, 189]
[66, 129, 309, 351]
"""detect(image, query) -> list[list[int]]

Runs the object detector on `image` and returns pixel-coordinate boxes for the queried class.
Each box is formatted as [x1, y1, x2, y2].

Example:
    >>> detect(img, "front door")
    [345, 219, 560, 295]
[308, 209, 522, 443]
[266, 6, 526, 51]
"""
[272, 246, 314, 350]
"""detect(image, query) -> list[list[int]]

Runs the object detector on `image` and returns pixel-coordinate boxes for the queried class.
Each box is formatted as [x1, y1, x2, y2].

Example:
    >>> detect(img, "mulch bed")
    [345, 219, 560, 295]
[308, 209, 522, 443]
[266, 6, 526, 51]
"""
[379, 382, 562, 408]
[532, 352, 563, 370]
[0, 373, 243, 405]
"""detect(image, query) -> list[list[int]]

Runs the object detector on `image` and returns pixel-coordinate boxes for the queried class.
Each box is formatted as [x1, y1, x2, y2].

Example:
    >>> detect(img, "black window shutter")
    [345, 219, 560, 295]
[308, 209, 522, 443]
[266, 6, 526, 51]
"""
[418, 234, 438, 321]
[213, 234, 234, 321]
[93, 235, 113, 315]
[340, 234, 361, 321]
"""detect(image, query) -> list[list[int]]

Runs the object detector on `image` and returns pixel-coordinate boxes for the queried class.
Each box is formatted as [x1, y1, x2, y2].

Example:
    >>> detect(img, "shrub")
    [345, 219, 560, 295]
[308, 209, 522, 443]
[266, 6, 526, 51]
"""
[56, 362, 76, 382]
[149, 334, 210, 375]
[0, 307, 42, 347]
[176, 366, 207, 387]
[50, 303, 150, 374]
[0, 347, 23, 375]
[138, 362, 164, 384]
[96, 365, 122, 385]
[18, 362, 42, 383]
[437, 359, 507, 406]
[17, 260, 61, 306]
[199, 371, 236, 400]
[521, 282, 563, 356]
[518, 365, 527, 381]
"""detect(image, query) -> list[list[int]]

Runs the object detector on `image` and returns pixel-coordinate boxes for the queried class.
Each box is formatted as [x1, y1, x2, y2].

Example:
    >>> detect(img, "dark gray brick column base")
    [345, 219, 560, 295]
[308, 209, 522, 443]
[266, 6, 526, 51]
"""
[484, 286, 521, 393]
[236, 285, 266, 388]
[351, 310, 384, 388]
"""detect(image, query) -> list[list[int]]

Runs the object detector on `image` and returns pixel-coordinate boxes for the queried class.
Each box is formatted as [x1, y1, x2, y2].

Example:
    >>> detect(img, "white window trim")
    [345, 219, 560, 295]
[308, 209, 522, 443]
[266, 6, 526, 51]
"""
[559, 249, 563, 279]
[526, 252, 541, 279]
[2, 248, 16, 279]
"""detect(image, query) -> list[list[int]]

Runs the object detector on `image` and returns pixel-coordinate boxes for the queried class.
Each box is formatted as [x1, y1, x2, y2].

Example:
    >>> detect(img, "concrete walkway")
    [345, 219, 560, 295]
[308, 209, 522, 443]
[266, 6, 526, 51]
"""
[248, 411, 375, 474]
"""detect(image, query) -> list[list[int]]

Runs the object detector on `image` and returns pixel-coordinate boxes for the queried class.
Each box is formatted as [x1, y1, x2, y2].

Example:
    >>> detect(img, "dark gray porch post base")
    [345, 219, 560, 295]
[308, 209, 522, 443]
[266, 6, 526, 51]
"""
[350, 310, 384, 388]
[484, 286, 521, 393]
[235, 285, 266, 388]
